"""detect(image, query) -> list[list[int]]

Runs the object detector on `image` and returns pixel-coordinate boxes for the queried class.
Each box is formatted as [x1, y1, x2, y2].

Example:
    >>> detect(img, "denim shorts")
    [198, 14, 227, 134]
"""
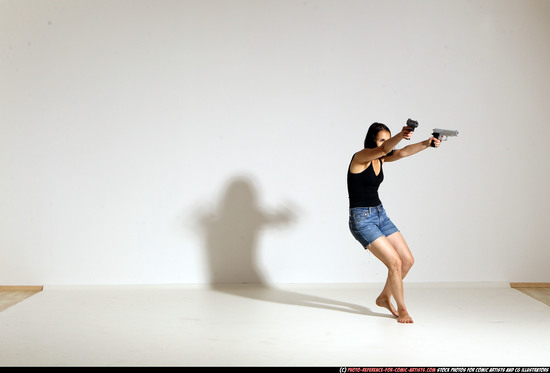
[349, 205, 399, 249]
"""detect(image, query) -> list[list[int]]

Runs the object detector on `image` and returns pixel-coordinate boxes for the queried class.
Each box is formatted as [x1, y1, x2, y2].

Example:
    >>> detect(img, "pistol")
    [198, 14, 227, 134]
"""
[405, 119, 418, 140]
[431, 128, 459, 147]
[406, 118, 418, 131]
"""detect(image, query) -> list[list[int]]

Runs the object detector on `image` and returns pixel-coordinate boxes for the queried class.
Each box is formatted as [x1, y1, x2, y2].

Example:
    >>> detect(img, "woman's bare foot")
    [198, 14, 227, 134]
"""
[397, 309, 413, 324]
[376, 296, 399, 317]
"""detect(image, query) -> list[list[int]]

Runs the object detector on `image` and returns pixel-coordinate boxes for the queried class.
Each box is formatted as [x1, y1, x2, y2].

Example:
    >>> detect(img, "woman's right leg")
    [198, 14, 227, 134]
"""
[375, 232, 415, 316]
[367, 236, 413, 323]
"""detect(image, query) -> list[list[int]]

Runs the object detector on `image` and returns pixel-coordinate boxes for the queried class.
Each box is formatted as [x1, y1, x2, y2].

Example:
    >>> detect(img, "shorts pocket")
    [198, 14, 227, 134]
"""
[352, 211, 372, 227]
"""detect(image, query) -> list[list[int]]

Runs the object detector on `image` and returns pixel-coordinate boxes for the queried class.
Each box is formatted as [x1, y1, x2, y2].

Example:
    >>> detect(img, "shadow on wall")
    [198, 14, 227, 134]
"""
[195, 175, 392, 318]
[198, 175, 295, 284]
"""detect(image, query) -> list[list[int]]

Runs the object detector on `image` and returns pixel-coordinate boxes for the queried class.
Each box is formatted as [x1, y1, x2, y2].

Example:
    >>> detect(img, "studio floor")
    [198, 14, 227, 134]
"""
[0, 283, 549, 367]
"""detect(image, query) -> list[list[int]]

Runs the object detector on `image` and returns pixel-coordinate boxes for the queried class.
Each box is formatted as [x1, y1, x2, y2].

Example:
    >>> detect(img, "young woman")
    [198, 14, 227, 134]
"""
[347, 122, 441, 323]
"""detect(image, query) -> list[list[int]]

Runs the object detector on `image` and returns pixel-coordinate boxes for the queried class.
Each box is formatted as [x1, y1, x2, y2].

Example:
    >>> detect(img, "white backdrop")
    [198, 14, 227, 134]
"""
[2, 0, 549, 285]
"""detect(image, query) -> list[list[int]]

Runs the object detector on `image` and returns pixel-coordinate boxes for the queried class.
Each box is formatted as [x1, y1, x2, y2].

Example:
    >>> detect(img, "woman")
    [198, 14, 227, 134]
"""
[347, 122, 441, 323]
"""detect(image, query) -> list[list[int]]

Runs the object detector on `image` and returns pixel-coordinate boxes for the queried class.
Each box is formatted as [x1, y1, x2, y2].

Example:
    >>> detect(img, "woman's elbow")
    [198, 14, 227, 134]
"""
[385, 149, 406, 162]
[380, 144, 393, 156]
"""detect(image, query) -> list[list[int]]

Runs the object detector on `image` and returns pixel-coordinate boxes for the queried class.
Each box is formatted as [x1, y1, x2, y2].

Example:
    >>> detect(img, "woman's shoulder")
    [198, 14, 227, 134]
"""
[349, 153, 372, 174]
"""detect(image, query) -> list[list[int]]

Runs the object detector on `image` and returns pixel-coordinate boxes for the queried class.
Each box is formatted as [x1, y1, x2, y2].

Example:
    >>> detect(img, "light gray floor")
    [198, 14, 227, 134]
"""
[0, 283, 549, 367]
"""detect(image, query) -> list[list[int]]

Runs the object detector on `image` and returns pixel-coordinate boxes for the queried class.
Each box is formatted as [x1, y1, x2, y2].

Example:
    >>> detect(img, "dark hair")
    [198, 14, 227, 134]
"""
[364, 122, 391, 148]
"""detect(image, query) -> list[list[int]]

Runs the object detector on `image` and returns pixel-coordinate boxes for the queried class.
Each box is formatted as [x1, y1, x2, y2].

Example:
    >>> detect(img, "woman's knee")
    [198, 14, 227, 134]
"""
[368, 237, 404, 273]
[402, 254, 414, 271]
[388, 255, 403, 274]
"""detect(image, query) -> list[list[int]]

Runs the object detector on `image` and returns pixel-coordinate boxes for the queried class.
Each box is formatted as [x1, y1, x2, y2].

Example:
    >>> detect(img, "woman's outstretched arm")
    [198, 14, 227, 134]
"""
[383, 137, 441, 163]
[352, 127, 413, 165]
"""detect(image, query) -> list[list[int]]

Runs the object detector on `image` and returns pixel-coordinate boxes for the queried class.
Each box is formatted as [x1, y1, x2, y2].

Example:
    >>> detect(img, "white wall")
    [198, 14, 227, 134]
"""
[2, 0, 549, 285]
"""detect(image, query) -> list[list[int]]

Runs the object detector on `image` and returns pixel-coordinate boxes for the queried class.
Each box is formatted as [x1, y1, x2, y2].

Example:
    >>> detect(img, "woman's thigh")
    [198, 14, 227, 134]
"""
[386, 232, 414, 264]
[367, 236, 402, 269]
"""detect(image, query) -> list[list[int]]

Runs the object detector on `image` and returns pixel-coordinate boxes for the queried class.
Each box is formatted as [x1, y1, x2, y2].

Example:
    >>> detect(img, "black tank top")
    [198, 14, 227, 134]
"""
[347, 156, 383, 208]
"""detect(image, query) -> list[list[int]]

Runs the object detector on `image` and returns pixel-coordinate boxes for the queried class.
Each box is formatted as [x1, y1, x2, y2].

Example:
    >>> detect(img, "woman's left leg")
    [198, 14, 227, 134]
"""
[376, 232, 414, 315]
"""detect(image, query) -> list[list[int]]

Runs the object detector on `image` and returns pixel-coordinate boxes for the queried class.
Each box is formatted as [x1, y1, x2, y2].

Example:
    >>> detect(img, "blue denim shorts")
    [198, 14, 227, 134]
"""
[349, 205, 400, 249]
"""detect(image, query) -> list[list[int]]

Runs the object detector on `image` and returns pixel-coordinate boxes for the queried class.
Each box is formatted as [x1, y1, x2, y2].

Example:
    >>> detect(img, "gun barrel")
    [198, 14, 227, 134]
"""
[407, 118, 418, 129]
[432, 128, 459, 136]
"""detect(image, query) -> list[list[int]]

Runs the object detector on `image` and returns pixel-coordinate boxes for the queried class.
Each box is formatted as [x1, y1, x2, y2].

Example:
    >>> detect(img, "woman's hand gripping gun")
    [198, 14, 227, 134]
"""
[430, 128, 459, 147]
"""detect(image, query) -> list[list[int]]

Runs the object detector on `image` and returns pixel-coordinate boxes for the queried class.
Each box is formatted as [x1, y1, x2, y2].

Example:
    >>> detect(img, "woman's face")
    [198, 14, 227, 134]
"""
[375, 130, 390, 147]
